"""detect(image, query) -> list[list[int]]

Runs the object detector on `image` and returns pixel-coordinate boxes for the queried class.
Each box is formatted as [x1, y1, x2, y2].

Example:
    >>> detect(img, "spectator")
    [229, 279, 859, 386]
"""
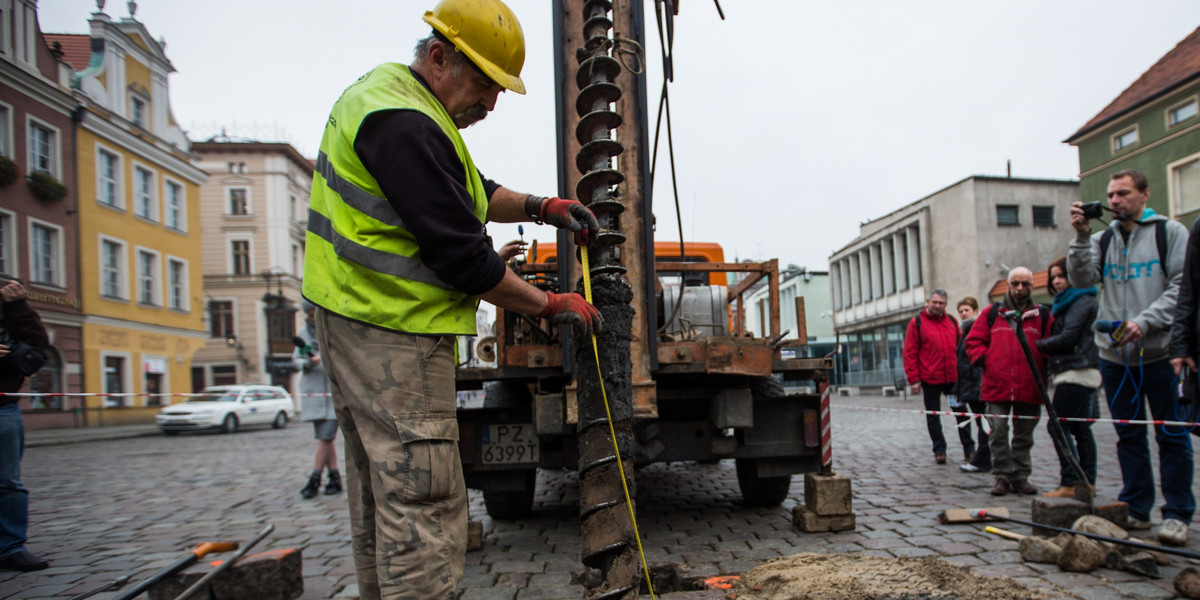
[903, 289, 972, 464]
[965, 267, 1051, 496]
[295, 299, 342, 499]
[1068, 168, 1192, 545]
[1170, 212, 1200, 416]
[956, 297, 992, 473]
[0, 280, 49, 572]
[1034, 257, 1099, 498]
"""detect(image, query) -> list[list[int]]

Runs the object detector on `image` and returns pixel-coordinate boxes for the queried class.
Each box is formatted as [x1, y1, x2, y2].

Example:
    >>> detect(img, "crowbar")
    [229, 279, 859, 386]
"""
[971, 509, 1200, 560]
[113, 541, 238, 600]
[172, 524, 275, 600]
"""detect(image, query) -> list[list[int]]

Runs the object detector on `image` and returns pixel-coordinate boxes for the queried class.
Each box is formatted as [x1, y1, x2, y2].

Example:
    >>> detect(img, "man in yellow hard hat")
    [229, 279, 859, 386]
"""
[302, 1, 601, 598]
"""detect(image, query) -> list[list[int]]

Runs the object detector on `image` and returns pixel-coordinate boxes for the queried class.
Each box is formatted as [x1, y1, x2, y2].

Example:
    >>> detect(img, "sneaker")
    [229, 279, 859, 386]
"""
[934, 453, 947, 465]
[300, 473, 321, 499]
[1041, 486, 1075, 498]
[1158, 518, 1189, 546]
[324, 471, 343, 496]
[959, 463, 984, 473]
[1124, 516, 1153, 531]
[0, 549, 49, 572]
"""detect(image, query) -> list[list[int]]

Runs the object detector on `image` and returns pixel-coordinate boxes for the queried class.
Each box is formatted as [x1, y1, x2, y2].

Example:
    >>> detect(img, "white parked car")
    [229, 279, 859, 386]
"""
[157, 385, 295, 435]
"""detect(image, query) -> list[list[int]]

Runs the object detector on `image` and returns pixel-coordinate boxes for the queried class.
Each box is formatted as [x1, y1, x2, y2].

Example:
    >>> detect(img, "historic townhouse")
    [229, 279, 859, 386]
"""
[46, 3, 207, 425]
[191, 139, 313, 391]
[0, 0, 84, 428]
[1066, 26, 1200, 225]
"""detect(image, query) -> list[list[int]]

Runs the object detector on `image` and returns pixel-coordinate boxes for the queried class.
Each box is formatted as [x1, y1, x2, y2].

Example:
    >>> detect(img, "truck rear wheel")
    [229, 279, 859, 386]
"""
[736, 458, 791, 507]
[483, 469, 536, 519]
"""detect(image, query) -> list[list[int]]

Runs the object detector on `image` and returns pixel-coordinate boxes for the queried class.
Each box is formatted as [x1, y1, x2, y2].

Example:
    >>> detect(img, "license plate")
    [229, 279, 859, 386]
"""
[480, 424, 539, 465]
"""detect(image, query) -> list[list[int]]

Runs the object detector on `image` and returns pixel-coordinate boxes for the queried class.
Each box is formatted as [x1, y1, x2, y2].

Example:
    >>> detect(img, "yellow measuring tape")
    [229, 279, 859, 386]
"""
[579, 245, 657, 599]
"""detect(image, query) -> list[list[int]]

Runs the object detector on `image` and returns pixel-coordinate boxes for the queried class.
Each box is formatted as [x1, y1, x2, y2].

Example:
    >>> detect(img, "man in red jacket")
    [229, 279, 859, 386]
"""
[903, 289, 972, 464]
[965, 267, 1052, 496]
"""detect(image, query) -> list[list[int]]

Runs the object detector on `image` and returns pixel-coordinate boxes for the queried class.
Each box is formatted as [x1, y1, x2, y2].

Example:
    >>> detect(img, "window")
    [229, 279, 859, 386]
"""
[1172, 156, 1200, 215]
[167, 258, 187, 311]
[0, 210, 13, 278]
[1032, 205, 1056, 228]
[29, 220, 61, 286]
[103, 354, 127, 407]
[231, 240, 251, 274]
[133, 165, 156, 221]
[291, 243, 301, 276]
[0, 103, 9, 156]
[27, 119, 56, 175]
[211, 364, 238, 386]
[1112, 127, 1138, 152]
[228, 188, 249, 215]
[996, 204, 1020, 226]
[1169, 98, 1198, 127]
[209, 300, 235, 339]
[130, 95, 146, 128]
[290, 196, 297, 221]
[27, 347, 62, 410]
[137, 249, 159, 306]
[164, 179, 185, 231]
[97, 147, 122, 208]
[100, 237, 127, 299]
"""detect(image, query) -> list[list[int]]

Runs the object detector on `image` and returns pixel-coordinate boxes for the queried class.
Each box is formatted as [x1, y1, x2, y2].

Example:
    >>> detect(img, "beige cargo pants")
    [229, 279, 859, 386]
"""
[315, 310, 466, 600]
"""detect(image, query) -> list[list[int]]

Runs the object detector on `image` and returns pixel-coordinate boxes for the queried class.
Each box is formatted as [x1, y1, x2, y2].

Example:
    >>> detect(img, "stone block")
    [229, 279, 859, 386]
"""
[148, 548, 303, 600]
[1029, 496, 1127, 537]
[792, 505, 855, 532]
[467, 520, 484, 552]
[881, 386, 897, 397]
[1057, 535, 1103, 573]
[804, 471, 853, 517]
[836, 387, 856, 397]
[1018, 536, 1061, 564]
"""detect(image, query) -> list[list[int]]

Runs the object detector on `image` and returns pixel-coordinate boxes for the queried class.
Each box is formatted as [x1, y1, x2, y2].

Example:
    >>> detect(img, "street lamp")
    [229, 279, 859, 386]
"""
[260, 267, 298, 381]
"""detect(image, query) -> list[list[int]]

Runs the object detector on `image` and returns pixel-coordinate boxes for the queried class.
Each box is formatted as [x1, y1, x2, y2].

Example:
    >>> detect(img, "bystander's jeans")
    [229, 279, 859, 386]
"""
[922, 382, 973, 457]
[1049, 383, 1097, 488]
[316, 310, 467, 600]
[1100, 358, 1195, 523]
[986, 401, 1042, 483]
[0, 402, 29, 560]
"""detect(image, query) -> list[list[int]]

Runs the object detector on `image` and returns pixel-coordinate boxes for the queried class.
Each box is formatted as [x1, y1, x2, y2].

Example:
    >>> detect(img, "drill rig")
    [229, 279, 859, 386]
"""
[455, 1, 832, 597]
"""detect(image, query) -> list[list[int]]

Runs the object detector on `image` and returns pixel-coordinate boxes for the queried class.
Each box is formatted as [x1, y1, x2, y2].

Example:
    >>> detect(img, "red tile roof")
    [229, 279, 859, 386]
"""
[1067, 26, 1200, 142]
[44, 33, 90, 71]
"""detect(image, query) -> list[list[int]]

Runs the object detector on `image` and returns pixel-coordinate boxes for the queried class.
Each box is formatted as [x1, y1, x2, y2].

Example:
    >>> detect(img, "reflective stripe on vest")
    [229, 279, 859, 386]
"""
[303, 63, 488, 335]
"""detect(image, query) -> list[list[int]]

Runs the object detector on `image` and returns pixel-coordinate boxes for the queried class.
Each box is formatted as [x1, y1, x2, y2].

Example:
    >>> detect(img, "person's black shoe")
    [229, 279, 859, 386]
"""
[324, 471, 343, 496]
[300, 473, 321, 499]
[0, 549, 49, 571]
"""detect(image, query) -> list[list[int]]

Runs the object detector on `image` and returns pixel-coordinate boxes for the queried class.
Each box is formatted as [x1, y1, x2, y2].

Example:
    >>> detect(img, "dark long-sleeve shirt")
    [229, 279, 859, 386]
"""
[353, 70, 506, 296]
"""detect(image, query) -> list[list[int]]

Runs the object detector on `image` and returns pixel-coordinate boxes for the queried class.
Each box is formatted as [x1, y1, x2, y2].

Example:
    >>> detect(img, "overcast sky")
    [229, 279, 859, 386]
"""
[38, 1, 1200, 271]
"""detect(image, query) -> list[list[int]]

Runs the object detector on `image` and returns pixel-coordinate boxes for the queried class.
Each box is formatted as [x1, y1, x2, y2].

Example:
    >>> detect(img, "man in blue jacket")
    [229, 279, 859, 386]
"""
[1067, 168, 1193, 546]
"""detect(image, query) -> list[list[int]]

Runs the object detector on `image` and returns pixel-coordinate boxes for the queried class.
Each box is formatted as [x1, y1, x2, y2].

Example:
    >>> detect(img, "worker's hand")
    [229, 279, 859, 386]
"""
[538, 292, 603, 335]
[498, 240, 527, 262]
[540, 197, 599, 244]
[1069, 201, 1091, 233]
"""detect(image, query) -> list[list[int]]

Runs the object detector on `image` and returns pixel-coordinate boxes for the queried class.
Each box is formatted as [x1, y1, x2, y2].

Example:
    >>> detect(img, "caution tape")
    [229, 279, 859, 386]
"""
[835, 402, 1200, 428]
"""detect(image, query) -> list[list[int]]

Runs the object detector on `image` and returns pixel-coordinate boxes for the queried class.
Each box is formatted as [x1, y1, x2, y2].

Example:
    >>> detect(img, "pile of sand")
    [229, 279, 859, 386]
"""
[731, 553, 1066, 600]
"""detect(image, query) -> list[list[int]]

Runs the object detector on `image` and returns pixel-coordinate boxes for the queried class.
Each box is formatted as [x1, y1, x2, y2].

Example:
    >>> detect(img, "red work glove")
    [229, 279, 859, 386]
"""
[538, 197, 599, 245]
[538, 292, 603, 334]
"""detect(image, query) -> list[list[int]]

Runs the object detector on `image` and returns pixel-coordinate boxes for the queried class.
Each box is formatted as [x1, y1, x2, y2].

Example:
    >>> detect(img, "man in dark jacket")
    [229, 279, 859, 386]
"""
[0, 280, 49, 571]
[965, 267, 1051, 497]
[903, 288, 971, 464]
[1170, 215, 1200, 380]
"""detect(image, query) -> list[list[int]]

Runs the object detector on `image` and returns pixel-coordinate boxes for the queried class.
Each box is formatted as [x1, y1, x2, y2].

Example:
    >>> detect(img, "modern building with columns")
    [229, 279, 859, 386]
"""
[828, 175, 1079, 388]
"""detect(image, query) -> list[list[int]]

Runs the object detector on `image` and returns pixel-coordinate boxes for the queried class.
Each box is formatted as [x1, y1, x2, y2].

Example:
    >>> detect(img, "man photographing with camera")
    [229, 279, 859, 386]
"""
[0, 279, 50, 571]
[1067, 168, 1193, 546]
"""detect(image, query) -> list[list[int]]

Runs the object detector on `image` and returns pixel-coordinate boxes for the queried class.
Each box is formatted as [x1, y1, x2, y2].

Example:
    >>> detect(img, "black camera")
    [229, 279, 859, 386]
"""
[1080, 202, 1106, 220]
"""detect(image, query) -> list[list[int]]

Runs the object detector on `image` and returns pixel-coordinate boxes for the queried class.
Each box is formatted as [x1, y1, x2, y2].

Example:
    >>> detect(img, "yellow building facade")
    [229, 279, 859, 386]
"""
[59, 9, 208, 424]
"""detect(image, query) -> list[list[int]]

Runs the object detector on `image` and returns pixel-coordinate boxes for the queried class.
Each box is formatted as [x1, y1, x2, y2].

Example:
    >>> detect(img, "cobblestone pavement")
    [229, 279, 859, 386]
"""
[4, 392, 1200, 599]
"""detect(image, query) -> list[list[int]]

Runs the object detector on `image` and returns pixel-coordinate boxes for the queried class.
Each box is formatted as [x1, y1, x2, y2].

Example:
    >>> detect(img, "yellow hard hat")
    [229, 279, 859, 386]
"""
[423, 0, 527, 95]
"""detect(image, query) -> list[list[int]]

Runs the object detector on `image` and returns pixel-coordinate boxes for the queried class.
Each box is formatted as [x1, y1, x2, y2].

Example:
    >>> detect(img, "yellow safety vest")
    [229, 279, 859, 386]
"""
[303, 63, 489, 334]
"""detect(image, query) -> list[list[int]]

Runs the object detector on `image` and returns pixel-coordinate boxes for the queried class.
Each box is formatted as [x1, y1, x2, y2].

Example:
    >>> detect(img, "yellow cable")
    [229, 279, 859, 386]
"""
[580, 245, 657, 600]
